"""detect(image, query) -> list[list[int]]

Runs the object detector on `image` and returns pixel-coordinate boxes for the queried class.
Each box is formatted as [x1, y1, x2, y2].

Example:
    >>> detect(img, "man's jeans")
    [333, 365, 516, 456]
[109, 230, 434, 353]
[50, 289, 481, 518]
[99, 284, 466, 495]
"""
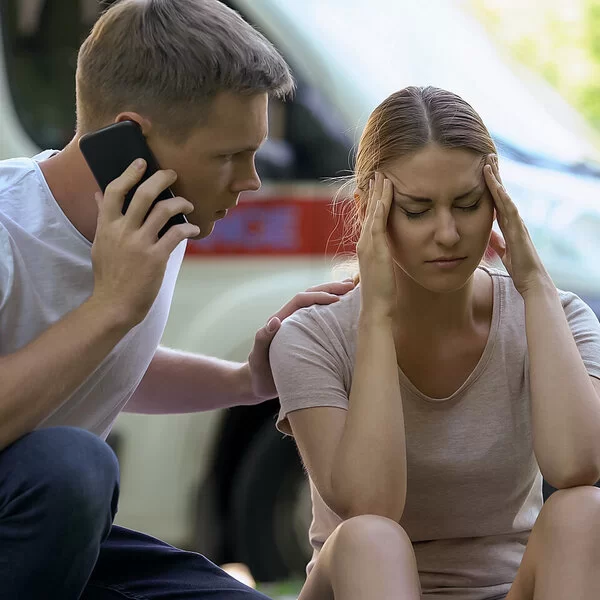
[0, 426, 269, 600]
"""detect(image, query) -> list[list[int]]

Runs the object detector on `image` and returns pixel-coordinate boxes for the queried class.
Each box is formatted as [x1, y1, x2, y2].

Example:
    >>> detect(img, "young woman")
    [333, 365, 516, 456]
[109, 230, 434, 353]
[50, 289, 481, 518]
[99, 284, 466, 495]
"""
[269, 86, 600, 600]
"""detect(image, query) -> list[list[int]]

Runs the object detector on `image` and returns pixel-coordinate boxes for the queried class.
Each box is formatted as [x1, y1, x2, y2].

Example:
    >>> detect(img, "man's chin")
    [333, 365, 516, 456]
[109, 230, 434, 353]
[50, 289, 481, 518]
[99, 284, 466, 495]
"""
[194, 220, 215, 240]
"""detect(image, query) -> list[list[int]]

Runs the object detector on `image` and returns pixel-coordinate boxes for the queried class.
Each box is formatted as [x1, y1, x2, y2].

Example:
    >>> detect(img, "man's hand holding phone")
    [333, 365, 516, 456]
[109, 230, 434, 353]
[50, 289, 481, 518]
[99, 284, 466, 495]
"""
[90, 159, 199, 328]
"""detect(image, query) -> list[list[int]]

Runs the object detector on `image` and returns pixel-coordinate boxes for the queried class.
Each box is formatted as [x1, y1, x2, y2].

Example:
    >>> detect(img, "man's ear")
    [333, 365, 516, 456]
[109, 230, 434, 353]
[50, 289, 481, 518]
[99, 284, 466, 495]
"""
[114, 112, 153, 136]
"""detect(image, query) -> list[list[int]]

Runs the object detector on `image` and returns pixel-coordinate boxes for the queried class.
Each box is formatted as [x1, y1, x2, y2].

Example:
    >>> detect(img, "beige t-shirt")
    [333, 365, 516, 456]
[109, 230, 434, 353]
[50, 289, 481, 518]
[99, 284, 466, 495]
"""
[270, 266, 600, 600]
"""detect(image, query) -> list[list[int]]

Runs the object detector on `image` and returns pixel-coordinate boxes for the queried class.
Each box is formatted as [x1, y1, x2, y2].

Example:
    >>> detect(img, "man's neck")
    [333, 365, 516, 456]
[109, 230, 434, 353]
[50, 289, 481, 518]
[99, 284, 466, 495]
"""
[38, 138, 100, 243]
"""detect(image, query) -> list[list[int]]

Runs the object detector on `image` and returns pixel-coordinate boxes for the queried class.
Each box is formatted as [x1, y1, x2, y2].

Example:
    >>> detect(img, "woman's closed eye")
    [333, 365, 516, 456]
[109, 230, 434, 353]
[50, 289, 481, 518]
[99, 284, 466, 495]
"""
[399, 195, 484, 219]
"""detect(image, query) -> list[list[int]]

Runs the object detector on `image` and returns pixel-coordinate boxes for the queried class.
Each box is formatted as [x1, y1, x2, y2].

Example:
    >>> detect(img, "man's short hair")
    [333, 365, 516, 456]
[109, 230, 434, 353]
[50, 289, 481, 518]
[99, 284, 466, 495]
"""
[76, 0, 295, 140]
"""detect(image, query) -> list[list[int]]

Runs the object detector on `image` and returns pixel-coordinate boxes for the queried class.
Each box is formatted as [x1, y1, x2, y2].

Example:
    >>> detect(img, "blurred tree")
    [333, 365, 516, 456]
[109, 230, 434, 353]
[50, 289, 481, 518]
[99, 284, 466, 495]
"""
[468, 0, 600, 133]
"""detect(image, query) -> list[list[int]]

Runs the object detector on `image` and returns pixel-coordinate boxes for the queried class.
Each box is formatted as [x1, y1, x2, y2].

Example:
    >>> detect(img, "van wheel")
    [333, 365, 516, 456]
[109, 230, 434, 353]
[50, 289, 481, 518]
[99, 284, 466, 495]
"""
[231, 420, 312, 583]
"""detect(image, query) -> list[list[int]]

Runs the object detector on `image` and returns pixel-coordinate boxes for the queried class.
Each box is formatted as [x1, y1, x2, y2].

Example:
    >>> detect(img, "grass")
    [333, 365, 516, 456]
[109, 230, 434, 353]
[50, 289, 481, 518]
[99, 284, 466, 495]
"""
[256, 579, 303, 599]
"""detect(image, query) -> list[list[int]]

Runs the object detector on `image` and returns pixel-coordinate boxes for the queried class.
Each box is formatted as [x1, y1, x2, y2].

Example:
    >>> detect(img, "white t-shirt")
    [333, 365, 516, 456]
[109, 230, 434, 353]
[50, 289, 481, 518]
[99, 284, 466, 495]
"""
[0, 150, 186, 439]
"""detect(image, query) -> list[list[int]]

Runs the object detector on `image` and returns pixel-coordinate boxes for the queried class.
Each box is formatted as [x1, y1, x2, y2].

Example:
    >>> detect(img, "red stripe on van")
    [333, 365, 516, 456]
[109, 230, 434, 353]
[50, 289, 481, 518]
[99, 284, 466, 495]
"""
[185, 197, 356, 256]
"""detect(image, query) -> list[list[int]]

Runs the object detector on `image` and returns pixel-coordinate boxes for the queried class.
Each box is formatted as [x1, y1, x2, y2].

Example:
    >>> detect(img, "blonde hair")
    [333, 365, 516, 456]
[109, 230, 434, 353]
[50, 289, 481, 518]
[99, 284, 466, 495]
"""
[76, 0, 294, 140]
[333, 86, 498, 281]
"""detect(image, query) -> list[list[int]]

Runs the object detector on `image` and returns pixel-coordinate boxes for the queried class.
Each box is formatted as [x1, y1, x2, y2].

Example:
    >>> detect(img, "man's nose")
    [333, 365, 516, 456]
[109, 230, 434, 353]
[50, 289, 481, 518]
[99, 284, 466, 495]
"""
[233, 160, 261, 193]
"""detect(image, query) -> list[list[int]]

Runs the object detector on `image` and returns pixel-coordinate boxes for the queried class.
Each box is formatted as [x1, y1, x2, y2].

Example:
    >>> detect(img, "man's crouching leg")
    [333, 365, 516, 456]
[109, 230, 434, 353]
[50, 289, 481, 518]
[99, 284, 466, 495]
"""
[0, 426, 120, 599]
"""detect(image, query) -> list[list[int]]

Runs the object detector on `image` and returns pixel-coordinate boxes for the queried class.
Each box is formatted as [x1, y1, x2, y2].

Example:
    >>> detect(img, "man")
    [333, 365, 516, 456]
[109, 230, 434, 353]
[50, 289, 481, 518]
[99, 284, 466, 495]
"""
[0, 0, 353, 597]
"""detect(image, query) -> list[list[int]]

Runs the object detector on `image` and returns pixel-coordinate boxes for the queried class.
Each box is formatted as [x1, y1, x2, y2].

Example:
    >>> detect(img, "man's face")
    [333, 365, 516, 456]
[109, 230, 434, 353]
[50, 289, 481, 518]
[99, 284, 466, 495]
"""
[149, 91, 268, 238]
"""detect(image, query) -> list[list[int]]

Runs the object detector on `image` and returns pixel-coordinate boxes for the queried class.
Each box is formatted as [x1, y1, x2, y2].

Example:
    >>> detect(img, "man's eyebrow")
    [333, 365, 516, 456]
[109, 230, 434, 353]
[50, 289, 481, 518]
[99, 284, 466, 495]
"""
[395, 182, 484, 203]
[220, 136, 269, 154]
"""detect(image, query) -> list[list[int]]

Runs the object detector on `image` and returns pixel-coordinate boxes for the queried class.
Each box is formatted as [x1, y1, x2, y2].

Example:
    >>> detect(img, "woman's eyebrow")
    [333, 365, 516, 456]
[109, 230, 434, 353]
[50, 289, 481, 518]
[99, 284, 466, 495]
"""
[394, 182, 484, 203]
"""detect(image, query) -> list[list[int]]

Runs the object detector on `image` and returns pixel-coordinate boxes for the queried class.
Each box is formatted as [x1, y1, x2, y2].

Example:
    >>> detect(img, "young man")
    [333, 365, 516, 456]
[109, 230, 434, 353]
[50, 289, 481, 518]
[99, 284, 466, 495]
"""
[0, 1, 354, 598]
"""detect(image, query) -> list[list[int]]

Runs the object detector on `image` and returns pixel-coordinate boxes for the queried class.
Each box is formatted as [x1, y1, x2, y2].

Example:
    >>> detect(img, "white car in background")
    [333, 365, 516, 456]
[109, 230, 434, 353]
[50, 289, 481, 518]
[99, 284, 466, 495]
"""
[0, 0, 599, 582]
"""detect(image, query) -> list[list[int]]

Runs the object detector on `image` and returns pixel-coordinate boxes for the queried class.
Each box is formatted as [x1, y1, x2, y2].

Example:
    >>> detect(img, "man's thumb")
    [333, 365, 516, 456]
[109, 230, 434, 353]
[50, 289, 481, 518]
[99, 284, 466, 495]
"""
[266, 317, 281, 335]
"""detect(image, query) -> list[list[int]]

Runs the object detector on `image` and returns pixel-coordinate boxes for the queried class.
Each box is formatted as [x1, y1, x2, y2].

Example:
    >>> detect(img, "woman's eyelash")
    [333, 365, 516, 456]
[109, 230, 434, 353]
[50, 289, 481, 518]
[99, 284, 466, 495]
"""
[458, 196, 483, 211]
[402, 209, 427, 219]
[400, 196, 483, 219]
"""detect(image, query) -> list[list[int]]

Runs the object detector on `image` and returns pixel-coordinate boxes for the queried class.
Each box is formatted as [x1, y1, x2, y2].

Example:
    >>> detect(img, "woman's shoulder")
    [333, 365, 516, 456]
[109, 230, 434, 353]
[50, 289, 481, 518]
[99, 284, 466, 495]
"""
[283, 283, 361, 329]
[272, 284, 361, 354]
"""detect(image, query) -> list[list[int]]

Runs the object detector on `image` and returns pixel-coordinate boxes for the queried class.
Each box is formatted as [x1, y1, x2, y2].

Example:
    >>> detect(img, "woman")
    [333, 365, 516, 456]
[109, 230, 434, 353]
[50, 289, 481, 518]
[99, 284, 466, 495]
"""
[269, 86, 600, 600]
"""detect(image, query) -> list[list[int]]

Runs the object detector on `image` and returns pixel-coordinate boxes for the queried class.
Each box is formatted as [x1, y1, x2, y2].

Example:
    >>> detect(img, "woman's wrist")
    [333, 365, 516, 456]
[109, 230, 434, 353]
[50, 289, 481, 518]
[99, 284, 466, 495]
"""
[521, 275, 557, 304]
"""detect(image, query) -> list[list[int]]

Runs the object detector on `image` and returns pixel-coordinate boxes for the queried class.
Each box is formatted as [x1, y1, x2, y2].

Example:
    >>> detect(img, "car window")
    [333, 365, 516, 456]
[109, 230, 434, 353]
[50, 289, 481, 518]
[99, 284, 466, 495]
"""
[245, 0, 600, 168]
[1, 0, 352, 182]
[0, 0, 105, 150]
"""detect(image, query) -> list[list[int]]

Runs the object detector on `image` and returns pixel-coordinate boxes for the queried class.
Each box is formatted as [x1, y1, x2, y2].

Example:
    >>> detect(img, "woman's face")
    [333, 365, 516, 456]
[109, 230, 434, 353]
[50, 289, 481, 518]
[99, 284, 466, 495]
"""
[382, 144, 494, 293]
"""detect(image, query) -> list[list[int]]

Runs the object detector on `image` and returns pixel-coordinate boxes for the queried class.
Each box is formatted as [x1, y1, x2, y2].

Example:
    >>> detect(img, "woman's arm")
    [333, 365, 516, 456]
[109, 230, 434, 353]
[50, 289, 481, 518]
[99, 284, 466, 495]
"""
[289, 313, 407, 522]
[288, 174, 407, 522]
[524, 283, 600, 489]
[484, 155, 600, 489]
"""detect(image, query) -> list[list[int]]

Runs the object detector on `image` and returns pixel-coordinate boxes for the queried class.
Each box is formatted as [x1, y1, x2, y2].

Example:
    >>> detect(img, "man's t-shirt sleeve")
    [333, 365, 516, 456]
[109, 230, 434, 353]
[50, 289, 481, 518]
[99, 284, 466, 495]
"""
[270, 309, 350, 436]
[0, 222, 14, 313]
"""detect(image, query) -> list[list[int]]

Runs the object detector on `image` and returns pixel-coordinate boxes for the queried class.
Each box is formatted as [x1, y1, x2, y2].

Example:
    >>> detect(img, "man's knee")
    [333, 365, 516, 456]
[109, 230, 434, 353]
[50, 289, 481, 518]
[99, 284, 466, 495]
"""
[1, 426, 120, 525]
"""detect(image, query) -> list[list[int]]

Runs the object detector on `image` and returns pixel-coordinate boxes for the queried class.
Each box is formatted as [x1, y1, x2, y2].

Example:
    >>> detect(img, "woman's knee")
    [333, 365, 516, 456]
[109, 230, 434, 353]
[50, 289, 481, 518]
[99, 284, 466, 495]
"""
[537, 485, 600, 541]
[330, 514, 414, 562]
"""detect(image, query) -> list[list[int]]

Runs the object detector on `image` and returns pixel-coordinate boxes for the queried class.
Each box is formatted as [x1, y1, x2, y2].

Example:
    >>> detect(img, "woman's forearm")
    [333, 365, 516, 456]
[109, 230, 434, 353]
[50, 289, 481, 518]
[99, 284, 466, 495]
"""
[330, 312, 407, 521]
[525, 281, 600, 488]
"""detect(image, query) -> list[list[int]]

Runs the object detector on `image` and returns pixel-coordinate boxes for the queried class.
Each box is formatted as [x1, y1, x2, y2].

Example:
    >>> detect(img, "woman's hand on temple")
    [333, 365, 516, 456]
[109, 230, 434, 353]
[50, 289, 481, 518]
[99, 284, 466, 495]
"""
[484, 154, 553, 297]
[356, 171, 397, 318]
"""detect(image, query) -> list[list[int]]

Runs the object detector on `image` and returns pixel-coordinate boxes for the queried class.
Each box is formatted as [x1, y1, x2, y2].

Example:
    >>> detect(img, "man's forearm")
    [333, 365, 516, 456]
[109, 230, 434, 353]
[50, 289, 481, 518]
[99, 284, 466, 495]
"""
[125, 346, 258, 414]
[525, 282, 600, 488]
[0, 296, 131, 450]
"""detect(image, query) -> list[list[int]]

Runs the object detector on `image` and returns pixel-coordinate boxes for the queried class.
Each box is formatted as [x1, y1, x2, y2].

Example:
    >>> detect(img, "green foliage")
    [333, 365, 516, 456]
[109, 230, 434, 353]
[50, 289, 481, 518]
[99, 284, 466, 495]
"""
[469, 0, 600, 133]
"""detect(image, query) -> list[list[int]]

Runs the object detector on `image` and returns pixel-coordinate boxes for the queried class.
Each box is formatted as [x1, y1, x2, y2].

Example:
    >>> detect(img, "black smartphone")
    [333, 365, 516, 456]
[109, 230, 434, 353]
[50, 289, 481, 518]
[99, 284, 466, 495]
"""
[79, 120, 188, 237]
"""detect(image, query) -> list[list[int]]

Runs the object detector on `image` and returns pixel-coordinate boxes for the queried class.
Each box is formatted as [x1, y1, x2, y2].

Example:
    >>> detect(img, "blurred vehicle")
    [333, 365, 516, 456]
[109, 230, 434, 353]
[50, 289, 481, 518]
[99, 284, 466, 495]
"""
[1, 0, 599, 582]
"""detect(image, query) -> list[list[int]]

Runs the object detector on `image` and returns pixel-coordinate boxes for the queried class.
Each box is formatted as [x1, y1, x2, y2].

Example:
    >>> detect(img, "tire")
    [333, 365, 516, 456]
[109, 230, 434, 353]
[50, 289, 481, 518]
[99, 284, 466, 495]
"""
[231, 420, 312, 583]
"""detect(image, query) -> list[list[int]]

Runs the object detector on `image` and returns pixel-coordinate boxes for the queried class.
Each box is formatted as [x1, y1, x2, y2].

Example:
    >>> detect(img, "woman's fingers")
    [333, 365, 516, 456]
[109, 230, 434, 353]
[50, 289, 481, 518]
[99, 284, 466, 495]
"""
[371, 177, 393, 237]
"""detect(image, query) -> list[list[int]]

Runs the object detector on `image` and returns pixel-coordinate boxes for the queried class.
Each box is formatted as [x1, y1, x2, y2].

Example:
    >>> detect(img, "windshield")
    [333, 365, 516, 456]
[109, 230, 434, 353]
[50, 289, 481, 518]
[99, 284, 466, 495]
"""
[246, 0, 600, 171]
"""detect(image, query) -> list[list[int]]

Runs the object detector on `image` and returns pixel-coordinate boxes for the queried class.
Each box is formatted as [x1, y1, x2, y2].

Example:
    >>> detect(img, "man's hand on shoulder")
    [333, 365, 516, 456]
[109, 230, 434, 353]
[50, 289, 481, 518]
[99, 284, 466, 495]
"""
[246, 279, 355, 402]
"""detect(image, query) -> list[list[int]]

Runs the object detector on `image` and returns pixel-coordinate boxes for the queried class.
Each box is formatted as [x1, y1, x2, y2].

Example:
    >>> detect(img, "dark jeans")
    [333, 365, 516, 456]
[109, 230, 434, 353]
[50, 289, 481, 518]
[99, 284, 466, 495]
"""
[0, 427, 270, 600]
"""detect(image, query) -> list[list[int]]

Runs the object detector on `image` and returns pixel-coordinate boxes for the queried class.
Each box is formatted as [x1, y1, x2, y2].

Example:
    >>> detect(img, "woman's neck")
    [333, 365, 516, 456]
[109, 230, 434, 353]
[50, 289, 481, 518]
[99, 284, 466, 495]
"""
[392, 266, 490, 339]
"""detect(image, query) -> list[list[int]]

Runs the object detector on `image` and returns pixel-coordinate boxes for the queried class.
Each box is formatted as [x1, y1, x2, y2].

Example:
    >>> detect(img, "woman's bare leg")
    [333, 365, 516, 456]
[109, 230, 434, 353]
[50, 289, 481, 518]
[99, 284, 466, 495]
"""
[298, 515, 421, 600]
[507, 485, 600, 600]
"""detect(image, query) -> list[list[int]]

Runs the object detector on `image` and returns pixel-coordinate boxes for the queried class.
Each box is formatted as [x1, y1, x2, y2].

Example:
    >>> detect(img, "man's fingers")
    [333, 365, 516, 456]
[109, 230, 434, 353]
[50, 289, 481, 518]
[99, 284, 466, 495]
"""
[101, 158, 147, 220]
[141, 196, 194, 239]
[251, 317, 281, 355]
[271, 291, 342, 323]
[155, 222, 201, 254]
[266, 316, 281, 334]
[305, 280, 355, 294]
[125, 169, 178, 227]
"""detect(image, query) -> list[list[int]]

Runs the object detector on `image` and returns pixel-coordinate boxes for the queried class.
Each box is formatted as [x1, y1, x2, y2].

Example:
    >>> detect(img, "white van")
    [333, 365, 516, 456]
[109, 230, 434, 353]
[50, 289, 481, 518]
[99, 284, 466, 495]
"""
[1, 0, 600, 582]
